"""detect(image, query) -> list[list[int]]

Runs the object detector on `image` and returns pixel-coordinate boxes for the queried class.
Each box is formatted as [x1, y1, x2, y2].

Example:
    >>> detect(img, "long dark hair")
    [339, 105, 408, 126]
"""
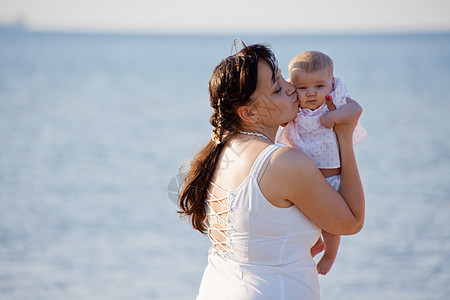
[178, 43, 278, 233]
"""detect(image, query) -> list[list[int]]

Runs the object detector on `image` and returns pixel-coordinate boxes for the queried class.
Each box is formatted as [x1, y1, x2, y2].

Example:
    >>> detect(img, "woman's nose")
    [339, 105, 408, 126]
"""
[286, 82, 296, 96]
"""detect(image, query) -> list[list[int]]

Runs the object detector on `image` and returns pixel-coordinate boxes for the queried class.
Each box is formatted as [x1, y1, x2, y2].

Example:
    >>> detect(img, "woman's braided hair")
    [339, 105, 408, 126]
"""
[178, 43, 278, 233]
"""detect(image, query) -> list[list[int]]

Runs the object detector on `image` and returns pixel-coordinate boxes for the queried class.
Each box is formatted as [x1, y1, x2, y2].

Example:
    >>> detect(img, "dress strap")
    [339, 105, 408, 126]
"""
[249, 144, 281, 179]
[209, 181, 228, 193]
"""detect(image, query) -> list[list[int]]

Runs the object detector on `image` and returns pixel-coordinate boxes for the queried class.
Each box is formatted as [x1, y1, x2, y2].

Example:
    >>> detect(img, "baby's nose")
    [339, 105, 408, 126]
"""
[306, 88, 316, 96]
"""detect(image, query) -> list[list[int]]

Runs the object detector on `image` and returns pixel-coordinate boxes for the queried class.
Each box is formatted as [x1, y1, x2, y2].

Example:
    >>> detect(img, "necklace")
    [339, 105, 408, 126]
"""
[238, 130, 272, 143]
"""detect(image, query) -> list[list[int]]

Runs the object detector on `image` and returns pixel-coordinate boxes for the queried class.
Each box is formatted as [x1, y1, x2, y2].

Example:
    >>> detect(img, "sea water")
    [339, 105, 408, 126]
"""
[0, 32, 449, 299]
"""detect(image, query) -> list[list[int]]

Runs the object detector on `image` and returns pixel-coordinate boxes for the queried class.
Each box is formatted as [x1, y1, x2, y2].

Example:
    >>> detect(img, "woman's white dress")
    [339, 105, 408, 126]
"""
[197, 144, 321, 300]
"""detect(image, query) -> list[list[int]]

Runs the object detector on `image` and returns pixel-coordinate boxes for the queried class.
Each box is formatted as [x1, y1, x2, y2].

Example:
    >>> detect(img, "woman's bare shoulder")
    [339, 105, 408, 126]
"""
[260, 145, 324, 206]
[272, 146, 317, 173]
[264, 146, 322, 190]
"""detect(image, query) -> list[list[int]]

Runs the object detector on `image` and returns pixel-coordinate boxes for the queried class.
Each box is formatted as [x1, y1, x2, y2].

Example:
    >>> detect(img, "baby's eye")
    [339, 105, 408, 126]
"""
[275, 87, 282, 93]
[298, 87, 306, 90]
[317, 85, 324, 88]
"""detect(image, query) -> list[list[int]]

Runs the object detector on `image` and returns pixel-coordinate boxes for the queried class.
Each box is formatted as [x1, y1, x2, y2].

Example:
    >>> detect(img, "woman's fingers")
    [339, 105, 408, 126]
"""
[325, 95, 336, 111]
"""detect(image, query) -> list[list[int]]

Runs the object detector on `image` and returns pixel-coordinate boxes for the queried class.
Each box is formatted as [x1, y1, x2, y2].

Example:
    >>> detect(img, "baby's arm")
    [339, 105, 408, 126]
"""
[317, 230, 341, 275]
[320, 97, 362, 129]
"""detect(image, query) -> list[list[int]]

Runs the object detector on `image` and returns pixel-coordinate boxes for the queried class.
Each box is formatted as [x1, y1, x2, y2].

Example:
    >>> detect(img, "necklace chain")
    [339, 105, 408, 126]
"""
[238, 130, 272, 143]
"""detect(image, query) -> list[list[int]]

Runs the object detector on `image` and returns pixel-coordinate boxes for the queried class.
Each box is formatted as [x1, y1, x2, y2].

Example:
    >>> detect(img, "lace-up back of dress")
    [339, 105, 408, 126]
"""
[205, 182, 229, 252]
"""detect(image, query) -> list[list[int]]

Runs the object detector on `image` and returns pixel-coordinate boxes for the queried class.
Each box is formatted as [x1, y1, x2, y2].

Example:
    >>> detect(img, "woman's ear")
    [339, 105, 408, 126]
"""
[237, 105, 258, 124]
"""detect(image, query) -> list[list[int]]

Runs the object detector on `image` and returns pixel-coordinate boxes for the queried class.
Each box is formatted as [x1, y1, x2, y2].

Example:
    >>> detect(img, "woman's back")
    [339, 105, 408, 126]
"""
[198, 143, 321, 300]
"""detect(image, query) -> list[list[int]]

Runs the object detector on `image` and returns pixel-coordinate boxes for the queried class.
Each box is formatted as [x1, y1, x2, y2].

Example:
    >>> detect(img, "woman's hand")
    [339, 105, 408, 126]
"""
[324, 95, 336, 111]
[320, 95, 337, 128]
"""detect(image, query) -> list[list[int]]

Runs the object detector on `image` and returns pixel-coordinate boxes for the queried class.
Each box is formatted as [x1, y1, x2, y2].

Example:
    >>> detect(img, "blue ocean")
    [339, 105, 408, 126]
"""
[0, 31, 449, 299]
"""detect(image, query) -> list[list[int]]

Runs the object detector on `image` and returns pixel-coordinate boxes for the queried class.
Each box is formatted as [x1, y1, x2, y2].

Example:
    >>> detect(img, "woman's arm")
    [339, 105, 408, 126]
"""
[266, 110, 364, 235]
[333, 109, 365, 232]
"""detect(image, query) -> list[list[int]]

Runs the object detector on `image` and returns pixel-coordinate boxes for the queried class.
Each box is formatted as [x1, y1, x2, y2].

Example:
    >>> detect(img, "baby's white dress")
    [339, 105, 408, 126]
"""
[196, 144, 321, 300]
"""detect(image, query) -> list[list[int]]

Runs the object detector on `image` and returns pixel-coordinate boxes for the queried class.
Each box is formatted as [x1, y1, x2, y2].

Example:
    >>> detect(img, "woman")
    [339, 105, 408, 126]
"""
[178, 43, 365, 299]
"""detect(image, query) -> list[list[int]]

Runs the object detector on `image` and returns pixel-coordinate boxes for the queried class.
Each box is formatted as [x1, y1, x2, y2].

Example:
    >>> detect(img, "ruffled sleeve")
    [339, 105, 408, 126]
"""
[332, 77, 367, 145]
[353, 123, 367, 145]
[330, 77, 349, 108]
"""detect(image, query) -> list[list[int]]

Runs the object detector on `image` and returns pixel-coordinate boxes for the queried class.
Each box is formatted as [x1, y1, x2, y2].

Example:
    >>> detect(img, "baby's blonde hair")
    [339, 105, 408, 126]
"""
[288, 51, 333, 75]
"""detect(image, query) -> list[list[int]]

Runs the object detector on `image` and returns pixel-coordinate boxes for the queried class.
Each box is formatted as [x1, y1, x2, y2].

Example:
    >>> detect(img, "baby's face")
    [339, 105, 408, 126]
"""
[290, 69, 334, 111]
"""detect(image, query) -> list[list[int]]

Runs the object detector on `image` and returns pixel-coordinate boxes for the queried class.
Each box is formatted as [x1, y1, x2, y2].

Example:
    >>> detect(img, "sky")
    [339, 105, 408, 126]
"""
[0, 0, 449, 34]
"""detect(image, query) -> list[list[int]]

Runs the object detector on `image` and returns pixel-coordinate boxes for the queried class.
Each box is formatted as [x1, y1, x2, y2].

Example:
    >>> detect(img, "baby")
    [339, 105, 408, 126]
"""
[277, 50, 367, 275]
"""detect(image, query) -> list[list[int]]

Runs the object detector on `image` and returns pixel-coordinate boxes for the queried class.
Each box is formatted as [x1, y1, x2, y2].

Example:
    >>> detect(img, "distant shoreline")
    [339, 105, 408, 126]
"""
[0, 22, 449, 38]
[0, 20, 28, 33]
[1, 29, 449, 40]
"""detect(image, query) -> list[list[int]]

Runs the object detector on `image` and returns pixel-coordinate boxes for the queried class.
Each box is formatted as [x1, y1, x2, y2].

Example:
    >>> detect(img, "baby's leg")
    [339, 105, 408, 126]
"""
[310, 236, 324, 258]
[317, 172, 341, 274]
[317, 230, 340, 275]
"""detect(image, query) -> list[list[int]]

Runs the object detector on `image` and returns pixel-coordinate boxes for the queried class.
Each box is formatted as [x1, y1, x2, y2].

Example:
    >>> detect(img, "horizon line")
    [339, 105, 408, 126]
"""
[1, 24, 449, 37]
[1, 19, 450, 36]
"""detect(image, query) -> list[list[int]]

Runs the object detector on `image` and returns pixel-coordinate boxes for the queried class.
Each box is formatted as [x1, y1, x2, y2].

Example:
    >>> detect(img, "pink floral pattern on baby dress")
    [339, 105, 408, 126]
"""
[277, 77, 367, 169]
